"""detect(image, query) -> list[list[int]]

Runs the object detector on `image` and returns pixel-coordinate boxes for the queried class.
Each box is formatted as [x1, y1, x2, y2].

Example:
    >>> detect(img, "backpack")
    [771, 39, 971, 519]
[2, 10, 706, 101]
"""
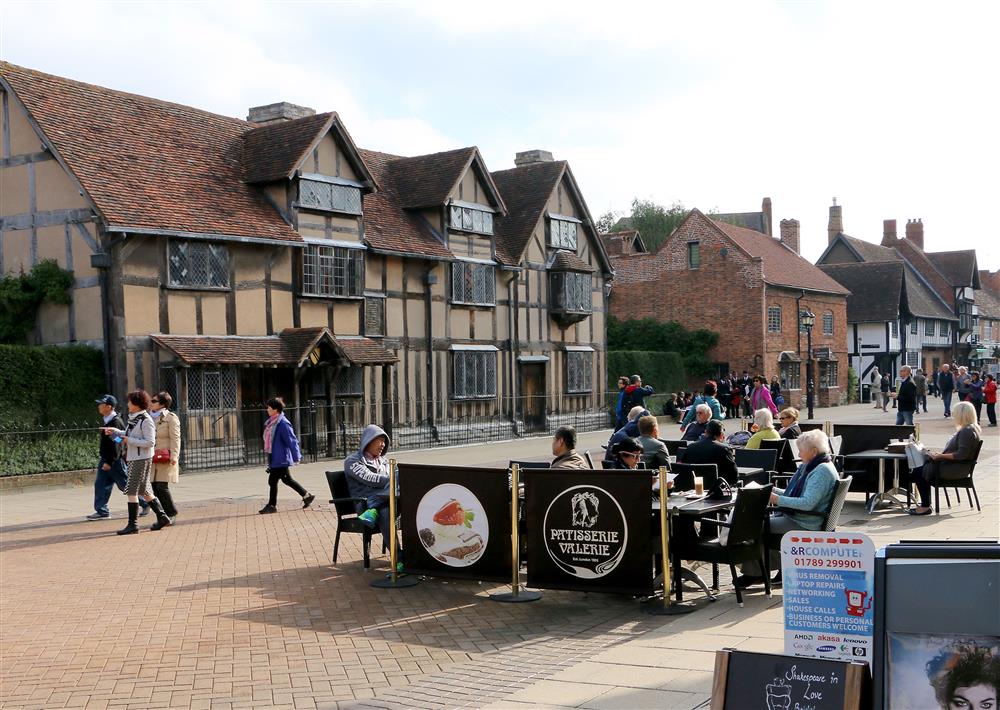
[726, 430, 752, 447]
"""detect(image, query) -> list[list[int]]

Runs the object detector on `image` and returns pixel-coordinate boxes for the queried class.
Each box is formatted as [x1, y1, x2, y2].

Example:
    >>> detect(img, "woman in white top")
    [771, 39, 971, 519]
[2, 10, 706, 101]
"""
[102, 390, 173, 535]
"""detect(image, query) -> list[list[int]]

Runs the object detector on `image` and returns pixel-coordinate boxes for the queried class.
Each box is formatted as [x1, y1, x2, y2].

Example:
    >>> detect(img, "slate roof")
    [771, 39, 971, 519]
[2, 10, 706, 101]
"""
[491, 161, 567, 267]
[901, 263, 956, 321]
[0, 62, 302, 244]
[357, 149, 454, 260]
[151, 328, 396, 366]
[837, 235, 902, 262]
[714, 211, 767, 234]
[975, 288, 1000, 319]
[710, 218, 849, 295]
[927, 250, 979, 288]
[818, 262, 904, 322]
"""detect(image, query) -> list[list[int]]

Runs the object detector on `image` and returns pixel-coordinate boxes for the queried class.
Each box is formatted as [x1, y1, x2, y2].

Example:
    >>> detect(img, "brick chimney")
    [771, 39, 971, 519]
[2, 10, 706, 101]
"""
[779, 218, 800, 254]
[514, 149, 554, 167]
[882, 219, 898, 246]
[905, 219, 924, 250]
[762, 197, 773, 236]
[980, 269, 1000, 295]
[247, 102, 316, 125]
[827, 199, 843, 244]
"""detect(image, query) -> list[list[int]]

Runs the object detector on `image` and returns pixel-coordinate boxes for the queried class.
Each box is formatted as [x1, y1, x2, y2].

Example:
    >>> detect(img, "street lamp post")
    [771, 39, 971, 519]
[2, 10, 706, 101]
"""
[801, 309, 816, 420]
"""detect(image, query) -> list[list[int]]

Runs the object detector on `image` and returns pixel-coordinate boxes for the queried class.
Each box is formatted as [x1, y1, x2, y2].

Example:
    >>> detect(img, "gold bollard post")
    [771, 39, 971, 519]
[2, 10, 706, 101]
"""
[914, 423, 921, 442]
[491, 464, 541, 602]
[824, 420, 833, 437]
[371, 458, 420, 589]
[644, 466, 696, 615]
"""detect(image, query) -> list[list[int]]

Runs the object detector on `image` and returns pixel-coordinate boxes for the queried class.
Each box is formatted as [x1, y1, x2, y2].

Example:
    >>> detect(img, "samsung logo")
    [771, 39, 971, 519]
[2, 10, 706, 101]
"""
[816, 645, 836, 653]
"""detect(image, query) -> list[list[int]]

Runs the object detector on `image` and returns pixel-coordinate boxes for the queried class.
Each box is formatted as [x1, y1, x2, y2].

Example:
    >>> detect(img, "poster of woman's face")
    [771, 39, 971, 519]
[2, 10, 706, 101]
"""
[889, 633, 1000, 709]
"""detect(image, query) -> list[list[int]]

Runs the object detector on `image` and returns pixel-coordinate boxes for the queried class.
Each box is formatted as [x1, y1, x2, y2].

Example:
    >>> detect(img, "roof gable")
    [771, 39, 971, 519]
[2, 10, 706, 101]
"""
[927, 250, 980, 288]
[241, 112, 377, 189]
[0, 61, 301, 244]
[708, 217, 850, 295]
[818, 262, 904, 322]
[389, 147, 505, 213]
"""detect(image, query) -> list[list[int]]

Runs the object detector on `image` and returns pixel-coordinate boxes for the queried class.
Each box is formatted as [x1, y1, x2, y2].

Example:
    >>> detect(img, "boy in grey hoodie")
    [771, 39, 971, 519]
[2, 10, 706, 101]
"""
[343, 424, 393, 543]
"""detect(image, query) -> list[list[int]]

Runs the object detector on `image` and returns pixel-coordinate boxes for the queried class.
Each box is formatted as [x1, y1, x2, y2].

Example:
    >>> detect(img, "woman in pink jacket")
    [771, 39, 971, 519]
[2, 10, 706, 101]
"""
[750, 375, 779, 416]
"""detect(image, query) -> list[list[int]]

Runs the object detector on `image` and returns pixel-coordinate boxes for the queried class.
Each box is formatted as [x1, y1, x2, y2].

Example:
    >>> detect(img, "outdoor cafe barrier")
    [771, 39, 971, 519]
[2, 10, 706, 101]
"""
[374, 462, 693, 607]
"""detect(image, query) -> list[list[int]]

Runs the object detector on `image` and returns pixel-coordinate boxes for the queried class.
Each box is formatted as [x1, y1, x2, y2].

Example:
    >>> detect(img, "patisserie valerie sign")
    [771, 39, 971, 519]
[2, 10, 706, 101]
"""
[543, 486, 627, 579]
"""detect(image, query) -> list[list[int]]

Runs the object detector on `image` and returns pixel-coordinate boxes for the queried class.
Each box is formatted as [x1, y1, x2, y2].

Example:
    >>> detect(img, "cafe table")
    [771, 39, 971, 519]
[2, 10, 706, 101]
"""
[652, 492, 739, 601]
[841, 448, 909, 513]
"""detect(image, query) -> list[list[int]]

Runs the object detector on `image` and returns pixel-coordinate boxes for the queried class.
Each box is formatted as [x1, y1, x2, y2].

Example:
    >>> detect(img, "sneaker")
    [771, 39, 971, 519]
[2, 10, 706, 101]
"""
[86, 512, 109, 520]
[396, 562, 405, 573]
[302, 493, 316, 509]
[358, 508, 379, 528]
[258, 504, 277, 514]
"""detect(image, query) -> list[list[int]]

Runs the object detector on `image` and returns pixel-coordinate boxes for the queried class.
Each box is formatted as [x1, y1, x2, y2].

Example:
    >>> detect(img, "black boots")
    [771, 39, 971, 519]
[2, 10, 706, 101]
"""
[148, 498, 173, 531]
[117, 502, 139, 535]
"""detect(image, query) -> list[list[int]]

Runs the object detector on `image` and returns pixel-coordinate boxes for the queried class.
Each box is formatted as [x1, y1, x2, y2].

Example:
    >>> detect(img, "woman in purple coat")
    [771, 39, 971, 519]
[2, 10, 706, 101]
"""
[258, 397, 315, 514]
[750, 375, 779, 416]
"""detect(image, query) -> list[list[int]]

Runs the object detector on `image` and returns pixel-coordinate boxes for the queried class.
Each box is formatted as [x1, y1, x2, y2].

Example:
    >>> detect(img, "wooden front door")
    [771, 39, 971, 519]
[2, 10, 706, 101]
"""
[520, 363, 546, 431]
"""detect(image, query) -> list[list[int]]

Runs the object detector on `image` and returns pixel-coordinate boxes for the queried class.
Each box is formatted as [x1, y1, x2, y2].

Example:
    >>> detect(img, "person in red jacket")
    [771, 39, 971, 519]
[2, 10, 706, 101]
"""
[984, 373, 997, 427]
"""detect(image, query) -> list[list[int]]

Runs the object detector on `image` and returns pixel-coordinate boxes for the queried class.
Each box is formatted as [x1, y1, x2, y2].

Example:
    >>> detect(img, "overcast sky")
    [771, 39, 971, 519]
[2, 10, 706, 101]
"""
[3, 0, 998, 270]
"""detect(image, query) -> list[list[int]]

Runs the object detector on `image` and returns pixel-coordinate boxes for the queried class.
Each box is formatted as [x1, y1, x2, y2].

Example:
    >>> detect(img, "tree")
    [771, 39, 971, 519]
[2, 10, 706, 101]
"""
[627, 199, 689, 251]
[595, 210, 622, 234]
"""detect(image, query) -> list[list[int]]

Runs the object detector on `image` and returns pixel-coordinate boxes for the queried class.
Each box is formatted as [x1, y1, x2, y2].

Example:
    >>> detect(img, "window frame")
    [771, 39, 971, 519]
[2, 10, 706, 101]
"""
[687, 241, 700, 269]
[891, 320, 899, 338]
[449, 202, 495, 237]
[779, 361, 801, 390]
[565, 350, 594, 394]
[186, 367, 238, 411]
[767, 306, 782, 333]
[925, 319, 935, 336]
[301, 243, 365, 299]
[167, 240, 231, 290]
[822, 312, 834, 336]
[547, 215, 580, 251]
[451, 349, 498, 400]
[298, 175, 363, 216]
[550, 271, 593, 314]
[334, 366, 364, 397]
[910, 319, 919, 335]
[818, 360, 839, 389]
[450, 260, 497, 307]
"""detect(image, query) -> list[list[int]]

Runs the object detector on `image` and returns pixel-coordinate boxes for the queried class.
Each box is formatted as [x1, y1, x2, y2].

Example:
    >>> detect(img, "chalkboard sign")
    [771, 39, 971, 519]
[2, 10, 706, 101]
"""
[711, 649, 870, 710]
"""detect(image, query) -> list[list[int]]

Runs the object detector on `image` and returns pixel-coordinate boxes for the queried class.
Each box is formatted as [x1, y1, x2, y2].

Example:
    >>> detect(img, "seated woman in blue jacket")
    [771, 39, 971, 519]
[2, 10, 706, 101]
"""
[736, 428, 838, 588]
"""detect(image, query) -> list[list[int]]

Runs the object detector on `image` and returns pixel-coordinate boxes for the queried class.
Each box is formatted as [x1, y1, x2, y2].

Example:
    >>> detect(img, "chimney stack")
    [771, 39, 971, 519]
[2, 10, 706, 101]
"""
[762, 197, 773, 236]
[827, 199, 843, 244]
[247, 102, 316, 125]
[882, 219, 897, 246]
[905, 219, 924, 250]
[779, 218, 800, 255]
[514, 149, 554, 167]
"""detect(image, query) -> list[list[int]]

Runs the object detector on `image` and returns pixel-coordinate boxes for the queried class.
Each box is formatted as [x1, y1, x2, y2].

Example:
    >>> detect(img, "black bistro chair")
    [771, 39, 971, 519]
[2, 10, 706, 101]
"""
[667, 462, 717, 493]
[672, 484, 774, 607]
[931, 439, 985, 514]
[659, 439, 688, 458]
[326, 470, 384, 569]
[760, 438, 796, 474]
[734, 447, 778, 477]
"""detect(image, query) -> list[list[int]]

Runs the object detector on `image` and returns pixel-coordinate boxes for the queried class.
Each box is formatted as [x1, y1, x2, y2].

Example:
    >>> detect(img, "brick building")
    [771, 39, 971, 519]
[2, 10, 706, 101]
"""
[609, 208, 850, 407]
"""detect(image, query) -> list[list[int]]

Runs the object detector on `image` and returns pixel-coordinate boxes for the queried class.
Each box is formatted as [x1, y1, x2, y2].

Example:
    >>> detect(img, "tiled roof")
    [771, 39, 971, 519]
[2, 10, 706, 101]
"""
[335, 337, 399, 365]
[151, 328, 396, 366]
[711, 219, 850, 295]
[549, 250, 596, 273]
[926, 250, 979, 288]
[818, 262, 903, 322]
[491, 161, 567, 266]
[241, 112, 335, 183]
[975, 288, 1000, 319]
[389, 147, 478, 209]
[901, 263, 956, 321]
[357, 149, 453, 259]
[0, 62, 301, 244]
[601, 235, 624, 256]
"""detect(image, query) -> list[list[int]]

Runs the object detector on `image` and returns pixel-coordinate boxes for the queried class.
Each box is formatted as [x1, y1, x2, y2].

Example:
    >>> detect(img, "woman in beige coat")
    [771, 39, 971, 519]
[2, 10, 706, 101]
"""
[150, 391, 181, 518]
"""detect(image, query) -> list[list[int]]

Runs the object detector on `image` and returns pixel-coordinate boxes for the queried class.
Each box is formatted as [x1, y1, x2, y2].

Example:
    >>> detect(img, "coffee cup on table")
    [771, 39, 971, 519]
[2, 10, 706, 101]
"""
[694, 477, 704, 495]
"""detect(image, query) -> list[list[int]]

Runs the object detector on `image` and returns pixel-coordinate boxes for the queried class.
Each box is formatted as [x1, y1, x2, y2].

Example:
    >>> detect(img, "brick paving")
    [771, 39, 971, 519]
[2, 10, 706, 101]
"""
[2, 404, 997, 709]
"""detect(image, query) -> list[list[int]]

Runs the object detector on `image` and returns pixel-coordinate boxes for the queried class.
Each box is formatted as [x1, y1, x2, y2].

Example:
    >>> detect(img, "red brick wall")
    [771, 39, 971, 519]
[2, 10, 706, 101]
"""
[609, 211, 850, 405]
[609, 210, 766, 378]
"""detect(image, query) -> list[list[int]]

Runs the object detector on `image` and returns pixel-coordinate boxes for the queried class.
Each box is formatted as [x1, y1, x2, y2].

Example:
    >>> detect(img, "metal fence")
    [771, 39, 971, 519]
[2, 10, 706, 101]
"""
[1, 392, 681, 476]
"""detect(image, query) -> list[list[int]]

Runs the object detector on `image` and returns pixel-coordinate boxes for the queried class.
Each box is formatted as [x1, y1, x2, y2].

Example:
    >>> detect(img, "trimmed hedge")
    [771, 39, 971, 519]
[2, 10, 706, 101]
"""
[0, 431, 94, 476]
[607, 317, 719, 378]
[607, 351, 687, 397]
[0, 344, 105, 426]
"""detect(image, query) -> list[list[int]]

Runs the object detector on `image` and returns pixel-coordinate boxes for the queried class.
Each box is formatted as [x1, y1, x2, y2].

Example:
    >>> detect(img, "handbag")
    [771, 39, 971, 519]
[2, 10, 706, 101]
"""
[152, 448, 171, 463]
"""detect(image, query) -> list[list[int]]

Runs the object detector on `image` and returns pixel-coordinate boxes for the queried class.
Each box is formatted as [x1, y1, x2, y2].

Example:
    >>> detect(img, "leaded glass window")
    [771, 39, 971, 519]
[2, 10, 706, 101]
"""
[299, 179, 362, 215]
[550, 271, 592, 313]
[449, 204, 494, 236]
[819, 360, 839, 389]
[780, 361, 800, 390]
[453, 351, 497, 399]
[302, 245, 364, 297]
[335, 367, 364, 397]
[169, 241, 230, 288]
[450, 261, 496, 306]
[566, 351, 593, 393]
[549, 218, 578, 250]
[822, 312, 834, 336]
[767, 306, 782, 333]
[187, 368, 237, 410]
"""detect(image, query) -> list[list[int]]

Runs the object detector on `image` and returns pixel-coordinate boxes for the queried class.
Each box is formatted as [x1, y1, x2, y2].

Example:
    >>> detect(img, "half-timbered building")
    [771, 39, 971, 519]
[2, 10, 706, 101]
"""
[0, 63, 612, 462]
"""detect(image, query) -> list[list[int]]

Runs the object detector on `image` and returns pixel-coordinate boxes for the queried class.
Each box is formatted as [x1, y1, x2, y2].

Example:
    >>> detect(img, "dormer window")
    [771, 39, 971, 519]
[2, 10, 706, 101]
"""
[299, 175, 362, 215]
[449, 202, 494, 236]
[548, 215, 579, 251]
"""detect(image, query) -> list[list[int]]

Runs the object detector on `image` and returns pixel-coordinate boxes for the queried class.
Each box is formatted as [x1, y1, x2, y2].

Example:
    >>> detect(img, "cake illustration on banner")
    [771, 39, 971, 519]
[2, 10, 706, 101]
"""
[416, 484, 489, 567]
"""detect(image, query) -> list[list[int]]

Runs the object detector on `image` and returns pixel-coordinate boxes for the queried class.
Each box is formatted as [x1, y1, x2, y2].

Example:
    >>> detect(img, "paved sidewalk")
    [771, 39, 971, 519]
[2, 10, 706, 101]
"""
[1, 403, 996, 709]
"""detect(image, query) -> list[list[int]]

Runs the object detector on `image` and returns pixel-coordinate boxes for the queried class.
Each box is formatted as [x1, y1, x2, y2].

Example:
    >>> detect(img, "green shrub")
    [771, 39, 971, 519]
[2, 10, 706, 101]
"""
[607, 317, 719, 378]
[0, 344, 105, 426]
[0, 260, 74, 343]
[0, 429, 95, 475]
[607, 351, 687, 396]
